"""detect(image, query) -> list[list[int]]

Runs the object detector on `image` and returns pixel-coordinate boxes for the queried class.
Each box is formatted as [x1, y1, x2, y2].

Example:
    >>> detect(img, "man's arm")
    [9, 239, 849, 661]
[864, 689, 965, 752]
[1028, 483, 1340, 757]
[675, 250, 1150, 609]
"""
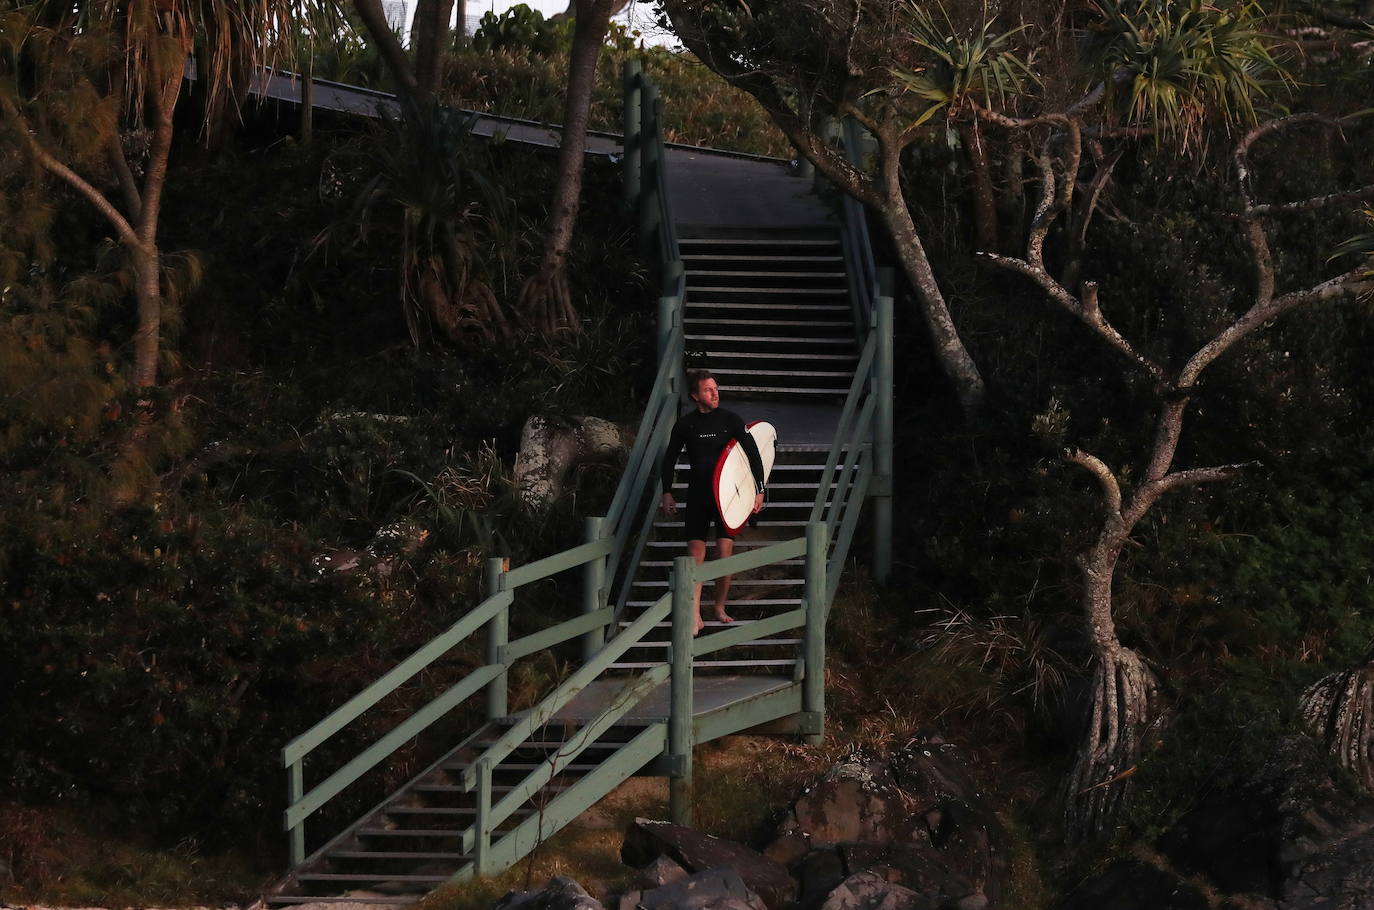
[730, 415, 767, 494]
[659, 415, 686, 514]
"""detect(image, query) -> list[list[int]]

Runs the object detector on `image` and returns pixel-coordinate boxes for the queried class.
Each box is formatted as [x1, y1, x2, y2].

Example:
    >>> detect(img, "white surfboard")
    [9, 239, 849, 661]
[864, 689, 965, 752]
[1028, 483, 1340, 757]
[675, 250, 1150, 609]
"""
[713, 421, 777, 534]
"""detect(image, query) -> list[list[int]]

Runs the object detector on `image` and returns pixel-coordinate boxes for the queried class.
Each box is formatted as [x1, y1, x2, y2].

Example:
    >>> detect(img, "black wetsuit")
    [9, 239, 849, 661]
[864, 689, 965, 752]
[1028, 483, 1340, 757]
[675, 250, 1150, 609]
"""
[660, 407, 765, 540]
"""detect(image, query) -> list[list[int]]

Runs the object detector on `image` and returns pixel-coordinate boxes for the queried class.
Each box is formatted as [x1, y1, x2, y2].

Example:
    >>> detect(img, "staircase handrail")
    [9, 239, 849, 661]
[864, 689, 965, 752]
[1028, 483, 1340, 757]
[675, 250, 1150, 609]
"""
[840, 117, 879, 332]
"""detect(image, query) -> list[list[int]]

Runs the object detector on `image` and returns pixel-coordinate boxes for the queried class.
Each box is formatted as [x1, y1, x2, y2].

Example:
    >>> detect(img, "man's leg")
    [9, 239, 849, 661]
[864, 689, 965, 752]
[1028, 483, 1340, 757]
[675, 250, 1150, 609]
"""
[688, 538, 707, 635]
[712, 535, 735, 624]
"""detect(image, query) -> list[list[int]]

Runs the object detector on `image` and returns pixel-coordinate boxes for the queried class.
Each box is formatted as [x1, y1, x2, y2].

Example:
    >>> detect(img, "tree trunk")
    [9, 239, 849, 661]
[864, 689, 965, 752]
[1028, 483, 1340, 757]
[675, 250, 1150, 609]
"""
[879, 200, 986, 416]
[412, 0, 456, 96]
[518, 0, 615, 335]
[131, 249, 163, 390]
[959, 122, 998, 253]
[1063, 529, 1160, 841]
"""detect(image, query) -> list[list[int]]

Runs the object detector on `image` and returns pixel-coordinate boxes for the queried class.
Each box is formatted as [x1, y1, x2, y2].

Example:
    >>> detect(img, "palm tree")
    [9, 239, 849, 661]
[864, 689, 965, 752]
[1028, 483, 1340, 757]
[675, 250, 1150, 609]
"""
[0, 0, 326, 500]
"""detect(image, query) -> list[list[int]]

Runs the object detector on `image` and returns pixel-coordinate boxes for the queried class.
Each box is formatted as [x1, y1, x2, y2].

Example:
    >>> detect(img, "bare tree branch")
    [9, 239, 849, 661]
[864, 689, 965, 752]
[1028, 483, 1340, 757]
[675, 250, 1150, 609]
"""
[1, 96, 144, 251]
[1155, 463, 1252, 495]
[979, 255, 1170, 384]
[1065, 448, 1124, 515]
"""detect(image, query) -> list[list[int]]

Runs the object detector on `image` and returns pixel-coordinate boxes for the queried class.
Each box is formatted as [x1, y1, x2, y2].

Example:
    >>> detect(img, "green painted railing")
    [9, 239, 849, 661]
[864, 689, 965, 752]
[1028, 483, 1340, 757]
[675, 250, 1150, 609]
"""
[279, 74, 892, 882]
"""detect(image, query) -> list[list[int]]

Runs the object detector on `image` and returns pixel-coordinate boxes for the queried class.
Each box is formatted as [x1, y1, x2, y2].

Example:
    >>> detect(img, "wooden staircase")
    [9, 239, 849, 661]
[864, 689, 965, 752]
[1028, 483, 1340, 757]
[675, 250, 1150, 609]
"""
[270, 223, 865, 906]
[680, 230, 858, 399]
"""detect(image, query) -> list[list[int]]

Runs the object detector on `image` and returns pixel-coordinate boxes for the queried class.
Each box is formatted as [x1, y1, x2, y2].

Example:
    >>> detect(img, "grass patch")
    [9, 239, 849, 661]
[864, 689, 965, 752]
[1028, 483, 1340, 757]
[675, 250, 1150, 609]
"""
[0, 803, 268, 905]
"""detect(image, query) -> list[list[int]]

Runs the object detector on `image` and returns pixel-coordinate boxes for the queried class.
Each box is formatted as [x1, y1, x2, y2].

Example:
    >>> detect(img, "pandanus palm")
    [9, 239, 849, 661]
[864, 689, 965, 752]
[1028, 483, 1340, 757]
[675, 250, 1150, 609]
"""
[0, 0, 331, 500]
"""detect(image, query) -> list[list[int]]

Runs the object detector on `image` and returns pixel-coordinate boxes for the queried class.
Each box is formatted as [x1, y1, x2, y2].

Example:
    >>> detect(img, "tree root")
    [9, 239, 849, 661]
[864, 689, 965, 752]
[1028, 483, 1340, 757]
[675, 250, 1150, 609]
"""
[1064, 646, 1161, 841]
[518, 263, 579, 336]
[1301, 658, 1374, 792]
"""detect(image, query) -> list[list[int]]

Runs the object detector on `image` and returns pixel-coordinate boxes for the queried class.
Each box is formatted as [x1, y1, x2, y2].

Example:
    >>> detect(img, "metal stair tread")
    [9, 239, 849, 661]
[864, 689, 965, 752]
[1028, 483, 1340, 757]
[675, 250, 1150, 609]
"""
[719, 386, 848, 394]
[628, 638, 802, 648]
[686, 270, 847, 278]
[269, 897, 423, 905]
[686, 286, 848, 295]
[708, 368, 854, 377]
[685, 334, 853, 343]
[704, 351, 858, 360]
[328, 850, 470, 860]
[681, 253, 843, 260]
[626, 598, 801, 607]
[685, 317, 852, 327]
[610, 660, 798, 669]
[685, 302, 849, 312]
[678, 238, 838, 247]
[634, 578, 804, 587]
[295, 873, 454, 883]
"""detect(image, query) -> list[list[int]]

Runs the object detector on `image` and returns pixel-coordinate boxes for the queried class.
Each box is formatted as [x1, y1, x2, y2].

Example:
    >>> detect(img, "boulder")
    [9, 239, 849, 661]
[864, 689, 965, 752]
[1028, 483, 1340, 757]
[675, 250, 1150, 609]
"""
[639, 855, 689, 889]
[795, 848, 848, 910]
[1157, 788, 1283, 897]
[818, 871, 934, 910]
[890, 740, 1006, 903]
[870, 842, 972, 901]
[636, 867, 769, 910]
[793, 750, 925, 847]
[1281, 829, 1374, 909]
[1057, 861, 1209, 910]
[622, 818, 796, 909]
[491, 877, 605, 910]
[762, 810, 811, 866]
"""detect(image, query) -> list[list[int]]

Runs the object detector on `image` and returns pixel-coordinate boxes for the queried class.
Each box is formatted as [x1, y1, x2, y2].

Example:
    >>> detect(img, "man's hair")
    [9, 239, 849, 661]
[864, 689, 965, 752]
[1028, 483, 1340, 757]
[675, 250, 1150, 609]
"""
[686, 368, 714, 397]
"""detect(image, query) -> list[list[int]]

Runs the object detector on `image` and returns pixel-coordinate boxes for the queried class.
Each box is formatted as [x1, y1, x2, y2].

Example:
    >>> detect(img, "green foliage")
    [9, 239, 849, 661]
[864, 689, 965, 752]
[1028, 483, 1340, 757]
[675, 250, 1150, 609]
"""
[1083, 0, 1292, 147]
[892, 2, 1038, 128]
[444, 27, 791, 158]
[471, 3, 574, 56]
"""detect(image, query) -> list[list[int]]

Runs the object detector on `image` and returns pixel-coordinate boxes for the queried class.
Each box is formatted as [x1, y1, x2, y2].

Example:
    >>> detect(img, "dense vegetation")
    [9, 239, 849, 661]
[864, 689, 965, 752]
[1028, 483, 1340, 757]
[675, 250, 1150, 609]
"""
[2, 1, 1373, 905]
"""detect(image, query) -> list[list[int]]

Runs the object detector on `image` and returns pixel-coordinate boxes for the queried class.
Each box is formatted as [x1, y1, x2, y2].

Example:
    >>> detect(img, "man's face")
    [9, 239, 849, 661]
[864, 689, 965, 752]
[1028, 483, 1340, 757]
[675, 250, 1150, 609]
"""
[691, 377, 720, 412]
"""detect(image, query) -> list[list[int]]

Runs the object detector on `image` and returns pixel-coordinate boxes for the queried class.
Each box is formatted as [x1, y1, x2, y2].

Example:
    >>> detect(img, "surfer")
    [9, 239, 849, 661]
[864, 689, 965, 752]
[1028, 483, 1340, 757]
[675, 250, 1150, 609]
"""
[659, 369, 766, 635]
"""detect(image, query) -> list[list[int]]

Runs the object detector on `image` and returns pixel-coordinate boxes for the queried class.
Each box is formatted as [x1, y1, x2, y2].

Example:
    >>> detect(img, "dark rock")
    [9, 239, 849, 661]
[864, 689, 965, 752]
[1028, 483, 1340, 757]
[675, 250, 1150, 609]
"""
[492, 876, 605, 910]
[637, 867, 769, 910]
[1280, 828, 1374, 909]
[763, 810, 811, 866]
[796, 848, 848, 910]
[874, 842, 972, 900]
[639, 855, 689, 889]
[839, 842, 887, 875]
[793, 750, 925, 847]
[889, 740, 1006, 904]
[1157, 787, 1283, 896]
[818, 871, 934, 910]
[622, 818, 797, 909]
[1058, 860, 1209, 910]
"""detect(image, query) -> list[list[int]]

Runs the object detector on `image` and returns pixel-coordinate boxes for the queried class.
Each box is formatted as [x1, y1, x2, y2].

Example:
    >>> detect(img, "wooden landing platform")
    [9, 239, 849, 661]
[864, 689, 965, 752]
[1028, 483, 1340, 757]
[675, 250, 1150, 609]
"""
[552, 675, 795, 725]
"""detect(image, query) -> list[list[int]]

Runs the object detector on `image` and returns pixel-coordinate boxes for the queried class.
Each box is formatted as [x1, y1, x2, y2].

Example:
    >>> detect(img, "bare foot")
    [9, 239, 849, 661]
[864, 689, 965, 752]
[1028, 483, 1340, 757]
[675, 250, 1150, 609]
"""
[693, 615, 705, 636]
[712, 608, 734, 624]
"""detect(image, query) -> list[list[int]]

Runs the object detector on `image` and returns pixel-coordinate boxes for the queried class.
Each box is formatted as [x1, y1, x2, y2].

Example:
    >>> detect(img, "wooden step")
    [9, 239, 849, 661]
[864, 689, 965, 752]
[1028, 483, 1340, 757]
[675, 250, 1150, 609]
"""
[295, 873, 453, 883]
[610, 659, 798, 669]
[328, 850, 469, 860]
[681, 254, 844, 263]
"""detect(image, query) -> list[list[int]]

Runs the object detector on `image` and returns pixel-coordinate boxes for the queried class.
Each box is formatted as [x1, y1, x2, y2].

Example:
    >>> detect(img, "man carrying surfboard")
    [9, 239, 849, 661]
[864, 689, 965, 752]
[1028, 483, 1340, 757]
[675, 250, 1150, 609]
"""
[659, 370, 766, 635]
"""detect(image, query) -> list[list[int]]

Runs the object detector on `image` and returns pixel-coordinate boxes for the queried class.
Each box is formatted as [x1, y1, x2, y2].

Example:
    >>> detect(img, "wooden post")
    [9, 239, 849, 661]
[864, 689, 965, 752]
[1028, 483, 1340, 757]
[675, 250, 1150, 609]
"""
[658, 295, 675, 367]
[582, 516, 608, 662]
[288, 759, 305, 866]
[873, 276, 895, 585]
[473, 758, 493, 876]
[485, 557, 509, 720]
[622, 59, 642, 212]
[803, 522, 829, 745]
[669, 556, 695, 825]
[640, 81, 661, 256]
